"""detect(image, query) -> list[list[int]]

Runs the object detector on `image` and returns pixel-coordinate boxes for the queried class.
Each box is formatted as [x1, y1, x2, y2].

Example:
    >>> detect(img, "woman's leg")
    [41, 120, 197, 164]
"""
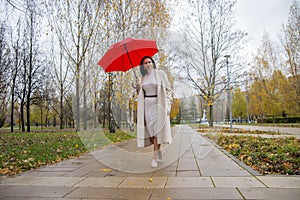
[153, 137, 159, 160]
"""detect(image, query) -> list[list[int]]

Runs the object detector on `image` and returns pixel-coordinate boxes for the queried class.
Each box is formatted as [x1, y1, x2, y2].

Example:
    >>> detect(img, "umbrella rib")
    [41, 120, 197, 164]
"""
[123, 44, 137, 78]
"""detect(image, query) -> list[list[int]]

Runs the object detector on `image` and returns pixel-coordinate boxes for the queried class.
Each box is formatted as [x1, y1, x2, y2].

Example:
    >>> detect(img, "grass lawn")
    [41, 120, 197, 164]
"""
[209, 134, 300, 175]
[0, 129, 135, 175]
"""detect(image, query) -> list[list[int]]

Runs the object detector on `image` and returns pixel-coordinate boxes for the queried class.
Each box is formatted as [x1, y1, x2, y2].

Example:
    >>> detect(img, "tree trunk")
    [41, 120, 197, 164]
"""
[93, 91, 97, 128]
[20, 102, 25, 132]
[76, 63, 80, 132]
[83, 65, 87, 130]
[59, 48, 64, 129]
[60, 83, 64, 129]
[26, 11, 34, 133]
[10, 87, 15, 132]
[209, 105, 213, 127]
[10, 48, 18, 132]
[40, 107, 43, 130]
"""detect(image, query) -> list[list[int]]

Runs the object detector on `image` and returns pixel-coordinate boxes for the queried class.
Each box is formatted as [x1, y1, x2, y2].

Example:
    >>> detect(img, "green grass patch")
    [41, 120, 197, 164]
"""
[0, 129, 135, 175]
[212, 135, 300, 175]
[104, 129, 136, 144]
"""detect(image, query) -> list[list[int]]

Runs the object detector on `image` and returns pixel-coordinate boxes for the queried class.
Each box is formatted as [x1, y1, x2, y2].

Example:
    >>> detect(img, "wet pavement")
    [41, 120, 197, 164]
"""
[0, 125, 299, 199]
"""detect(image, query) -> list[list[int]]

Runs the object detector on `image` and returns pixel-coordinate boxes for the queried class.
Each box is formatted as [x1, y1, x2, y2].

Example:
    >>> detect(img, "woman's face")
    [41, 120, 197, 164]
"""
[143, 58, 153, 72]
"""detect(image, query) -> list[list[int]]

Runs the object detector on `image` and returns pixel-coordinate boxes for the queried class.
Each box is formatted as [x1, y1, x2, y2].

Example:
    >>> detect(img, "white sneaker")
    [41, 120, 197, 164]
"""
[151, 159, 158, 168]
[157, 150, 163, 163]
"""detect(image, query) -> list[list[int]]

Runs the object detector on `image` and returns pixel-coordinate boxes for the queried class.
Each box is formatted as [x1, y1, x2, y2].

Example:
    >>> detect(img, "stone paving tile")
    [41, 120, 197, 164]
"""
[196, 145, 226, 158]
[74, 177, 126, 187]
[239, 187, 300, 200]
[38, 166, 78, 172]
[201, 168, 250, 177]
[197, 154, 252, 177]
[65, 187, 152, 200]
[197, 154, 241, 168]
[258, 176, 300, 188]
[180, 151, 195, 158]
[150, 188, 243, 200]
[77, 170, 110, 177]
[118, 177, 167, 188]
[37, 198, 80, 200]
[152, 170, 176, 177]
[165, 177, 213, 188]
[31, 177, 86, 187]
[0, 185, 76, 198]
[62, 162, 102, 177]
[38, 198, 82, 200]
[0, 185, 9, 190]
[156, 164, 177, 172]
[177, 158, 199, 171]
[22, 171, 67, 177]
[176, 170, 201, 177]
[212, 177, 266, 188]
[51, 161, 87, 168]
[103, 171, 154, 177]
[0, 197, 40, 200]
[1, 176, 44, 185]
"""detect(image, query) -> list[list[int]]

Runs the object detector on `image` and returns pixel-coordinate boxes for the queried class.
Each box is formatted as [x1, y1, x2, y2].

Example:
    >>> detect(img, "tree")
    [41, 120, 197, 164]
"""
[180, 97, 190, 123]
[247, 78, 263, 118]
[188, 96, 198, 123]
[174, 0, 247, 127]
[231, 88, 246, 121]
[45, 0, 106, 131]
[0, 22, 10, 128]
[8, 18, 23, 132]
[170, 98, 181, 123]
[281, 0, 300, 114]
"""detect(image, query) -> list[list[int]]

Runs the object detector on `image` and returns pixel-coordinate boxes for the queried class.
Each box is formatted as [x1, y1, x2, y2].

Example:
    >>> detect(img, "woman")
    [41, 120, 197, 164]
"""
[136, 56, 172, 168]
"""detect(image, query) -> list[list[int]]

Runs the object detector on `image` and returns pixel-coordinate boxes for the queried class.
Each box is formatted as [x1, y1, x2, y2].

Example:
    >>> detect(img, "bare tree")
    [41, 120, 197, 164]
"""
[0, 22, 10, 128]
[44, 0, 106, 132]
[8, 19, 23, 132]
[174, 0, 247, 127]
[23, 1, 47, 132]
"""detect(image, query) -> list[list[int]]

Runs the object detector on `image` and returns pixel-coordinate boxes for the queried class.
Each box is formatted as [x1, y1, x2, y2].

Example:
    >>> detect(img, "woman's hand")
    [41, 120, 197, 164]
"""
[136, 78, 141, 87]
[132, 78, 141, 94]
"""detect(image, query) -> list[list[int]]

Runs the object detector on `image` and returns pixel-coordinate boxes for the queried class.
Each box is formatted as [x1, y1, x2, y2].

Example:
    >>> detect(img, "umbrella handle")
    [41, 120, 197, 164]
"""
[133, 68, 137, 79]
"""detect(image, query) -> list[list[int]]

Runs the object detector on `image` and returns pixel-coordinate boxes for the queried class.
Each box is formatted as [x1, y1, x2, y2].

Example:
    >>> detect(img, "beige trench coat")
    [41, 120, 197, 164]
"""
[137, 69, 172, 148]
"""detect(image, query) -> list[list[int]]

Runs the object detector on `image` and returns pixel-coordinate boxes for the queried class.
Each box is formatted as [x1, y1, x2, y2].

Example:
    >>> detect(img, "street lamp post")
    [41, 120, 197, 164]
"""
[224, 55, 232, 133]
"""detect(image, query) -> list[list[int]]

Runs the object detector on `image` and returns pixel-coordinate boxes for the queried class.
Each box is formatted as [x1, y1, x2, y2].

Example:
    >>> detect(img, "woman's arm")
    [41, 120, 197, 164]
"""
[133, 77, 142, 94]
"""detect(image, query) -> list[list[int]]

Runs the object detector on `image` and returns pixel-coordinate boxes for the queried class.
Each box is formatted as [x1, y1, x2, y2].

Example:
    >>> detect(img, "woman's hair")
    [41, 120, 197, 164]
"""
[139, 56, 156, 77]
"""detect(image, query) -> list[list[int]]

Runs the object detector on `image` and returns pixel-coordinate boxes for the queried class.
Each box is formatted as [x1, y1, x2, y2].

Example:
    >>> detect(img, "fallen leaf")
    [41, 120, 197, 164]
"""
[100, 168, 112, 172]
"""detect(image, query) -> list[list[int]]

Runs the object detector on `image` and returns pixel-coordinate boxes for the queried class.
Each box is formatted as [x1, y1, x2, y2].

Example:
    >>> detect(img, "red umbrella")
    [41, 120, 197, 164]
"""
[97, 38, 158, 77]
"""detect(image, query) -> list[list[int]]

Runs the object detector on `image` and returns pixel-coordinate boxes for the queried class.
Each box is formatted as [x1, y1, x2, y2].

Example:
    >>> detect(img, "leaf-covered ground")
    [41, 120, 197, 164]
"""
[214, 135, 300, 175]
[0, 129, 135, 175]
[197, 126, 281, 135]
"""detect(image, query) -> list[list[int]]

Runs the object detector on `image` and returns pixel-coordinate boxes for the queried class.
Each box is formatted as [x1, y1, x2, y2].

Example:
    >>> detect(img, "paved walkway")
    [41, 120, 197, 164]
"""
[0, 125, 299, 199]
[217, 124, 300, 136]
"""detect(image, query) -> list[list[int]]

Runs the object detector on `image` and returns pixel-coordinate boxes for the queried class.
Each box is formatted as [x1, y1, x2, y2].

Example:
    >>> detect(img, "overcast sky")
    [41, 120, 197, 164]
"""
[235, 0, 294, 56]
[172, 0, 294, 59]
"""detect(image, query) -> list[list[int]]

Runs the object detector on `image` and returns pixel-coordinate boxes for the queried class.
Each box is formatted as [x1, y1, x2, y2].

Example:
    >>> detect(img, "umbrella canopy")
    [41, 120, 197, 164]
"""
[97, 38, 158, 73]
